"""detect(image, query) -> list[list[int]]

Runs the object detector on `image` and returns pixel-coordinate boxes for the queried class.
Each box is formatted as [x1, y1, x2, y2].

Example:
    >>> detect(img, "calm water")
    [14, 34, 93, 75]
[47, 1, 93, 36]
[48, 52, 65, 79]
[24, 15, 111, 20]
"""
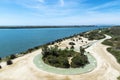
[0, 26, 110, 57]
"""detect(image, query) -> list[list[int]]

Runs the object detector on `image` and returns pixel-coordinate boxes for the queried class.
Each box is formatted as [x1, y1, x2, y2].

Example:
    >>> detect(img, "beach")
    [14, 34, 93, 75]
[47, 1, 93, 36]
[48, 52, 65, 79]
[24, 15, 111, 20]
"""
[0, 34, 120, 80]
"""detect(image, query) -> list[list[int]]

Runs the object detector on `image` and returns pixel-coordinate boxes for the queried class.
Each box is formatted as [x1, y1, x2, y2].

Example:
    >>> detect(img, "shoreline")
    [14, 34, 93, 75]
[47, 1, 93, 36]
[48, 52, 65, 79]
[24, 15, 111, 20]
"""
[0, 25, 110, 60]
[0, 27, 120, 80]
[0, 30, 87, 61]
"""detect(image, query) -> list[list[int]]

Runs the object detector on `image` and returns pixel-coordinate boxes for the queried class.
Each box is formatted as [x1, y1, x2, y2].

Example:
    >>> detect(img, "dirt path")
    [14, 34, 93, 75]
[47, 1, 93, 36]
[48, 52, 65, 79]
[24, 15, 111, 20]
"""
[0, 35, 120, 80]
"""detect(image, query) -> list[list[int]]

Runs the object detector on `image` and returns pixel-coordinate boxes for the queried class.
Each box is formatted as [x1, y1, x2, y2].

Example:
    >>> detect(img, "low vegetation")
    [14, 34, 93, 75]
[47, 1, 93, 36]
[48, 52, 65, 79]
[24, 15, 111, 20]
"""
[83, 30, 105, 40]
[118, 76, 120, 80]
[41, 45, 89, 68]
[102, 26, 120, 63]
[71, 53, 89, 68]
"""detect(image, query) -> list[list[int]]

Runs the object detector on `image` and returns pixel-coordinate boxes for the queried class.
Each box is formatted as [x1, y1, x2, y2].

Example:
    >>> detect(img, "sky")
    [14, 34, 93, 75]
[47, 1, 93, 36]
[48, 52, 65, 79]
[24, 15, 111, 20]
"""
[0, 0, 120, 25]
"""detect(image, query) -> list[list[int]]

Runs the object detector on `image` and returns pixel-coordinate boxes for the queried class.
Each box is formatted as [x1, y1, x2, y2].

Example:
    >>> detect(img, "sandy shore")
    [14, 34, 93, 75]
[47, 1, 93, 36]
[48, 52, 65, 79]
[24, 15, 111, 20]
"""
[0, 35, 120, 80]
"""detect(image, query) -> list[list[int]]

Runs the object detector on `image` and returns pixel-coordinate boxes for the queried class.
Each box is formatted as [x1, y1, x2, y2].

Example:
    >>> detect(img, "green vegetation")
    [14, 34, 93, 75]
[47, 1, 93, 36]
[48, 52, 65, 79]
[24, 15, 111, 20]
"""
[118, 76, 120, 80]
[69, 42, 75, 45]
[83, 30, 105, 40]
[101, 26, 120, 36]
[10, 54, 16, 59]
[71, 54, 89, 68]
[107, 48, 120, 63]
[7, 60, 13, 65]
[102, 26, 120, 63]
[0, 65, 1, 69]
[42, 46, 89, 68]
[0, 57, 1, 63]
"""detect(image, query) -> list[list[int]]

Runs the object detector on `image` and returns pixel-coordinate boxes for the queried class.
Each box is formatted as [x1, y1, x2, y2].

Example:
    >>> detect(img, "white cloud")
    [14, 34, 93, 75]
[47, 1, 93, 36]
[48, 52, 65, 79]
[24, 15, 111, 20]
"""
[1, 0, 120, 25]
[17, 0, 78, 17]
[60, 0, 64, 7]
[89, 0, 120, 11]
[37, 0, 44, 3]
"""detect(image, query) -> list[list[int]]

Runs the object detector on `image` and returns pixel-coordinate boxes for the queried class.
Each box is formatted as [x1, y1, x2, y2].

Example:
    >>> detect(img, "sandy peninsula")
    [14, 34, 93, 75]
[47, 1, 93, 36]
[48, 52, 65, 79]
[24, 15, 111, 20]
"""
[0, 35, 120, 80]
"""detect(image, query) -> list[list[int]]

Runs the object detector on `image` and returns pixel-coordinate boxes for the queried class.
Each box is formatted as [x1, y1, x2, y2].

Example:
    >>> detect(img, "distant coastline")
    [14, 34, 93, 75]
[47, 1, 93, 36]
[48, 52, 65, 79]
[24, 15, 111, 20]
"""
[0, 25, 99, 29]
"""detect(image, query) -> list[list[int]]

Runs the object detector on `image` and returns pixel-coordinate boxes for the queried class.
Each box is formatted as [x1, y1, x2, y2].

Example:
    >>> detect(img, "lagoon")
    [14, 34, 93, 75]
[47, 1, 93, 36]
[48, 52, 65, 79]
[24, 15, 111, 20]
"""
[0, 26, 110, 57]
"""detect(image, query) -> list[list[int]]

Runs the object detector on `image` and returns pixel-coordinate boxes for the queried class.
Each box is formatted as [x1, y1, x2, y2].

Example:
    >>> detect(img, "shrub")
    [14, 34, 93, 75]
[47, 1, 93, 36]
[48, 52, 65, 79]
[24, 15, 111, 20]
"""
[118, 76, 120, 80]
[102, 39, 113, 46]
[42, 46, 88, 68]
[107, 48, 120, 63]
[71, 54, 89, 68]
[10, 54, 16, 59]
[70, 45, 74, 50]
[69, 42, 75, 45]
[0, 65, 2, 69]
[80, 47, 85, 54]
[7, 60, 13, 65]
[84, 30, 105, 40]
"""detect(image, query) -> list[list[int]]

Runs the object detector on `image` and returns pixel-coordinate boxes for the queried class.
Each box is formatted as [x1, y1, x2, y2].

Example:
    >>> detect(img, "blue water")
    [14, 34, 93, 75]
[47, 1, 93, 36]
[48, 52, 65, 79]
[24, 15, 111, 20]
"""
[0, 26, 110, 57]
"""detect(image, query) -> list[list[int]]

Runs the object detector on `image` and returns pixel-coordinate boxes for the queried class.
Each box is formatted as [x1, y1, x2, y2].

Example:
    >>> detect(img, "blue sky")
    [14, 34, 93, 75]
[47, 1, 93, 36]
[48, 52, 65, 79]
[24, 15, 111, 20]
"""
[0, 0, 120, 25]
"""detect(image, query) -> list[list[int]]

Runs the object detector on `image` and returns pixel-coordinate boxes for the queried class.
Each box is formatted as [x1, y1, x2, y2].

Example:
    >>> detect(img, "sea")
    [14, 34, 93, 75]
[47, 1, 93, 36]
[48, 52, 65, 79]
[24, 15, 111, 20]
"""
[0, 26, 110, 57]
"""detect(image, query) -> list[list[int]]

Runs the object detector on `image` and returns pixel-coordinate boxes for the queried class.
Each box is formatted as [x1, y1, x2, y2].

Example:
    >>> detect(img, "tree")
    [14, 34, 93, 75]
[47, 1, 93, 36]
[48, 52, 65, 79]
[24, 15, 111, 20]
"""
[79, 38, 82, 40]
[47, 55, 58, 64]
[0, 65, 2, 69]
[27, 48, 34, 53]
[70, 45, 74, 50]
[42, 46, 50, 57]
[7, 60, 13, 65]
[80, 47, 85, 54]
[10, 54, 16, 59]
[66, 47, 69, 50]
[42, 45, 88, 68]
[71, 54, 88, 68]
[62, 58, 70, 68]
[69, 42, 75, 45]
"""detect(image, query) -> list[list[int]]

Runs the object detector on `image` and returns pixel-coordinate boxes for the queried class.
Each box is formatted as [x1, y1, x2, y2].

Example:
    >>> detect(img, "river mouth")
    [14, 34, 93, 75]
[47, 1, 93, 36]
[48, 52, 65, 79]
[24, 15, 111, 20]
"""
[33, 52, 97, 75]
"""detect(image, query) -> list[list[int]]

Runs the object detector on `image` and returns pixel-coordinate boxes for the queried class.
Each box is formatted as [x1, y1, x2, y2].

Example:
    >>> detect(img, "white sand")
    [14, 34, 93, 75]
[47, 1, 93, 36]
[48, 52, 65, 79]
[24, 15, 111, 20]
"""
[0, 35, 120, 80]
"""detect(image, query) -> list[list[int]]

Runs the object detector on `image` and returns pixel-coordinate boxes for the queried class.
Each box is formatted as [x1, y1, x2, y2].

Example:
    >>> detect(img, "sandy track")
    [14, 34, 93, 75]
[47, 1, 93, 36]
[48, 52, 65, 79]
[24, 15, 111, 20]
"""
[0, 35, 120, 80]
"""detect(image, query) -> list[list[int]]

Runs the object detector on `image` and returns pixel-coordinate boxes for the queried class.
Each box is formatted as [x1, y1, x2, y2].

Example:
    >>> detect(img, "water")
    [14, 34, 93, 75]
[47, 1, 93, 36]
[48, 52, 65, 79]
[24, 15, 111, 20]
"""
[0, 26, 110, 57]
